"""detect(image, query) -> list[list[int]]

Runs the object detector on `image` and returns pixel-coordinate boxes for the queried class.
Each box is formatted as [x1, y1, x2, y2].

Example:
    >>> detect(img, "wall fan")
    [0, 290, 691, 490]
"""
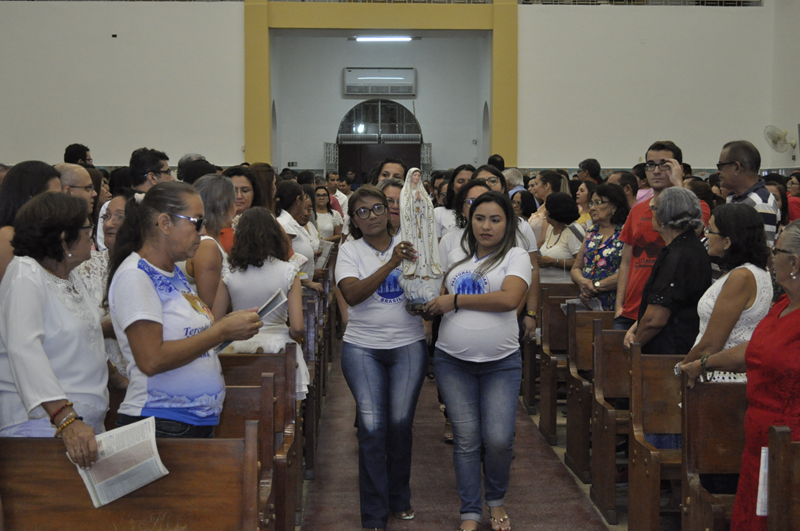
[764, 125, 797, 153]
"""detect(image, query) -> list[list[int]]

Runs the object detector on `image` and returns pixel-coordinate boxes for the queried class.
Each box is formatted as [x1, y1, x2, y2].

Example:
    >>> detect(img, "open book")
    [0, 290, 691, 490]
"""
[70, 416, 168, 508]
[216, 288, 288, 353]
[315, 240, 335, 269]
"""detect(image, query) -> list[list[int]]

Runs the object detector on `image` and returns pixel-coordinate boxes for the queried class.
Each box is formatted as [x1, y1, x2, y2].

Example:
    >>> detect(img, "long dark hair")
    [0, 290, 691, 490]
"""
[223, 165, 266, 212]
[104, 181, 198, 306]
[0, 161, 60, 227]
[449, 191, 519, 278]
[274, 180, 304, 218]
[712, 203, 769, 271]
[314, 185, 332, 214]
[228, 207, 288, 271]
[443, 164, 476, 210]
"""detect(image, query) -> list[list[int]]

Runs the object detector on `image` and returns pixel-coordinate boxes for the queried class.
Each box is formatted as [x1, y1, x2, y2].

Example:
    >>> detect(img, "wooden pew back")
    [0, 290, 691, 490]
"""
[567, 305, 614, 372]
[769, 425, 800, 531]
[592, 321, 629, 400]
[682, 380, 747, 531]
[0, 421, 261, 531]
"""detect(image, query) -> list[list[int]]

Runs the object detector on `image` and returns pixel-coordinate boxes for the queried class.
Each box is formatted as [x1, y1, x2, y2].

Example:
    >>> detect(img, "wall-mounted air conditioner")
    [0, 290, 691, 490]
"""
[343, 68, 416, 97]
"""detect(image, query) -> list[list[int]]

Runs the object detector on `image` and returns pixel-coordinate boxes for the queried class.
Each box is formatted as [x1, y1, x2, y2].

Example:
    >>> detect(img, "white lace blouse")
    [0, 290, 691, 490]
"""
[0, 257, 108, 434]
[693, 263, 773, 382]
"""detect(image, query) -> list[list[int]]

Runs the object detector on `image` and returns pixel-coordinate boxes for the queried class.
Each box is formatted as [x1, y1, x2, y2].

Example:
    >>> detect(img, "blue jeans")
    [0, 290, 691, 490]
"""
[434, 348, 522, 522]
[341, 340, 428, 529]
[116, 414, 214, 438]
[614, 315, 636, 331]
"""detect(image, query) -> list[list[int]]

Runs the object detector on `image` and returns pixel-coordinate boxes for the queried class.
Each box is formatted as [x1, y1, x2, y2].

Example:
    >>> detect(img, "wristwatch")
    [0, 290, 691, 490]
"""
[525, 310, 537, 319]
[593, 280, 601, 291]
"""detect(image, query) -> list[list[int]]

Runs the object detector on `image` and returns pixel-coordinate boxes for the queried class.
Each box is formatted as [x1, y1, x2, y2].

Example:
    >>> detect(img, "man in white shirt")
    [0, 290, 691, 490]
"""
[56, 163, 97, 214]
[328, 171, 348, 208]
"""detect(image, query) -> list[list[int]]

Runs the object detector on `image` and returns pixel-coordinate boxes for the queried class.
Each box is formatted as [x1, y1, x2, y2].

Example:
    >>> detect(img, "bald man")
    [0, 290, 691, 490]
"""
[56, 163, 97, 214]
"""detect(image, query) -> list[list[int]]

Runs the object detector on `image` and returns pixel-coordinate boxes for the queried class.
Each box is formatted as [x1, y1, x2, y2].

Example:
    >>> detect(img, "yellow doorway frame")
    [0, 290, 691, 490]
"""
[244, 0, 517, 166]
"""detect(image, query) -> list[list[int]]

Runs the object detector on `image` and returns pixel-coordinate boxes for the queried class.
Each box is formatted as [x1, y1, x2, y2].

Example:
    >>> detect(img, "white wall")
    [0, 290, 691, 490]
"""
[770, 0, 800, 170]
[269, 29, 491, 171]
[518, 4, 775, 170]
[0, 2, 245, 167]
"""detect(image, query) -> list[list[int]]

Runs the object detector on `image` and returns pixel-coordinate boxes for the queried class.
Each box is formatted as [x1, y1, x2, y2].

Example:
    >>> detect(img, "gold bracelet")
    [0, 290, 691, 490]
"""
[54, 417, 78, 438]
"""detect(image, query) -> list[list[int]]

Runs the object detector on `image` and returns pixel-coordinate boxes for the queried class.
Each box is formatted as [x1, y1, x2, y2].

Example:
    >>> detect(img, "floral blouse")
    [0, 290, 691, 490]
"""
[580, 224, 625, 310]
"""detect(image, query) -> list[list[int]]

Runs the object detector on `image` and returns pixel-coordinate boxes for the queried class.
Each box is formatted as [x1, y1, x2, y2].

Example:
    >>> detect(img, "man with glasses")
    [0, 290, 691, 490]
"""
[129, 147, 174, 193]
[577, 158, 603, 184]
[55, 163, 97, 215]
[717, 140, 778, 246]
[63, 143, 92, 166]
[613, 141, 684, 331]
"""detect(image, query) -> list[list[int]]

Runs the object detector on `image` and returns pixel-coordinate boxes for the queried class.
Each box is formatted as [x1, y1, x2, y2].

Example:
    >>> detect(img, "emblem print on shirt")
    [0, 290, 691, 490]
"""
[452, 270, 489, 295]
[373, 267, 404, 304]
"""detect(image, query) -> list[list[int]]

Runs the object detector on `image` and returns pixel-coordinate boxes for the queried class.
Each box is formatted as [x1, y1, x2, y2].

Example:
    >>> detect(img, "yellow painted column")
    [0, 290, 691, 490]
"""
[491, 0, 518, 167]
[244, 0, 271, 163]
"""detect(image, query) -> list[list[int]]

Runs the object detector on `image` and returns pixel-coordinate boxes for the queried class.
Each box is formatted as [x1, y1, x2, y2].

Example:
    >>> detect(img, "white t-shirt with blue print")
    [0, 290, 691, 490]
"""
[437, 247, 531, 363]
[109, 252, 225, 426]
[335, 237, 425, 349]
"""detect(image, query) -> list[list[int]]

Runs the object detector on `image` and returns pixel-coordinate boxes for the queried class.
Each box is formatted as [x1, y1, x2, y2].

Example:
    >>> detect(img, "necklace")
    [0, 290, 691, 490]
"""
[364, 235, 394, 263]
[544, 228, 563, 249]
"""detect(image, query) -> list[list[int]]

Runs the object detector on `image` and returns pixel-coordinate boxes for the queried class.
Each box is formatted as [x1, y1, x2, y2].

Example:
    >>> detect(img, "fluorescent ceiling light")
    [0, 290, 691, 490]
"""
[356, 36, 412, 43]
[357, 77, 405, 80]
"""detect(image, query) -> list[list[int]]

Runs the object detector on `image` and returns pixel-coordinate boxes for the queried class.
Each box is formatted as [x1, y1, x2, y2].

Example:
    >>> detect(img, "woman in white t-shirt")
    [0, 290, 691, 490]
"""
[335, 185, 428, 530]
[424, 192, 531, 531]
[313, 185, 343, 242]
[275, 180, 323, 295]
[179, 174, 235, 307]
[439, 181, 540, 342]
[539, 192, 585, 270]
[0, 193, 114, 469]
[107, 182, 262, 438]
[212, 207, 310, 400]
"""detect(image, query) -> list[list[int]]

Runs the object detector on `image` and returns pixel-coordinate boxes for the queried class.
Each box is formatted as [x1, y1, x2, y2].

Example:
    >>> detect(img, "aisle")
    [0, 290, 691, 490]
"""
[302, 348, 608, 530]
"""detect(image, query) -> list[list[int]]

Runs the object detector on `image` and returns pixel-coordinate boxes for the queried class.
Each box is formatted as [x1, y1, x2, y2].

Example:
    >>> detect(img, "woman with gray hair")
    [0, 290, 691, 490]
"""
[179, 174, 236, 307]
[623, 186, 711, 354]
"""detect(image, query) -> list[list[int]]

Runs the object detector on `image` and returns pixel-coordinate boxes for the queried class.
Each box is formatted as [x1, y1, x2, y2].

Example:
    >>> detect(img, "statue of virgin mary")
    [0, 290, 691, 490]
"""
[398, 167, 443, 309]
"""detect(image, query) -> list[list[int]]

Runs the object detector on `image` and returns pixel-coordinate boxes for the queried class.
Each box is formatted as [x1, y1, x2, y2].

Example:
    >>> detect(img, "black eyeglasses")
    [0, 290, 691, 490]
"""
[315, 194, 329, 199]
[704, 226, 723, 237]
[475, 177, 500, 186]
[172, 213, 205, 232]
[72, 183, 95, 194]
[644, 162, 671, 172]
[772, 247, 796, 257]
[354, 204, 386, 219]
[716, 161, 739, 171]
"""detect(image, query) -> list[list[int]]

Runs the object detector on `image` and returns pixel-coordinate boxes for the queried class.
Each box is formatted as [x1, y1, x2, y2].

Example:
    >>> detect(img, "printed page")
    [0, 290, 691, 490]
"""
[756, 446, 769, 516]
[315, 240, 335, 269]
[71, 417, 168, 508]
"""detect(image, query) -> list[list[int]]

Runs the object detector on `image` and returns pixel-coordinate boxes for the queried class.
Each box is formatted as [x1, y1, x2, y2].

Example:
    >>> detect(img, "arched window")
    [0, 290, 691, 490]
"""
[337, 99, 422, 143]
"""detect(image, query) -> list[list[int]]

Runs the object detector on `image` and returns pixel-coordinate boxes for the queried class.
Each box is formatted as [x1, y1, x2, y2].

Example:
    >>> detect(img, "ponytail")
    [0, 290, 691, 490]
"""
[103, 181, 196, 307]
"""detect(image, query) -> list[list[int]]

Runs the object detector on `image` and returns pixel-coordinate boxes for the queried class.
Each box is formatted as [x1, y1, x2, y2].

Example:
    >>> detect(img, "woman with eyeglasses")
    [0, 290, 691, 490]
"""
[681, 221, 800, 531]
[570, 184, 630, 310]
[511, 190, 536, 220]
[106, 182, 262, 438]
[313, 185, 343, 242]
[336, 185, 427, 531]
[425, 192, 532, 531]
[275, 180, 322, 293]
[471, 165, 507, 194]
[76, 187, 136, 380]
[677, 203, 771, 385]
[376, 178, 404, 237]
[0, 193, 110, 468]
[623, 187, 712, 355]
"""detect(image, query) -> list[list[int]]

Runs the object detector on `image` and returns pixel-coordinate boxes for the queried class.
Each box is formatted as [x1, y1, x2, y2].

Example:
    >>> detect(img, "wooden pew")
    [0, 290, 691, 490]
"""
[564, 306, 615, 483]
[522, 283, 578, 415]
[220, 348, 300, 531]
[769, 425, 800, 531]
[628, 346, 684, 531]
[589, 322, 629, 525]
[682, 380, 747, 531]
[538, 287, 579, 445]
[0, 420, 262, 531]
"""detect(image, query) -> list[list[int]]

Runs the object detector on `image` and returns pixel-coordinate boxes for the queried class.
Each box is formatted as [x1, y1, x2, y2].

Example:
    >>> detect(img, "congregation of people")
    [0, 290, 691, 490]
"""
[0, 138, 799, 531]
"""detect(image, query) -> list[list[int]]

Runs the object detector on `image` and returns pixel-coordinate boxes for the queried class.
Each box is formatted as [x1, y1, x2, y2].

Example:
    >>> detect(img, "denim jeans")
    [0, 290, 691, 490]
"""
[434, 348, 522, 522]
[116, 414, 215, 439]
[613, 315, 637, 331]
[341, 339, 428, 529]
